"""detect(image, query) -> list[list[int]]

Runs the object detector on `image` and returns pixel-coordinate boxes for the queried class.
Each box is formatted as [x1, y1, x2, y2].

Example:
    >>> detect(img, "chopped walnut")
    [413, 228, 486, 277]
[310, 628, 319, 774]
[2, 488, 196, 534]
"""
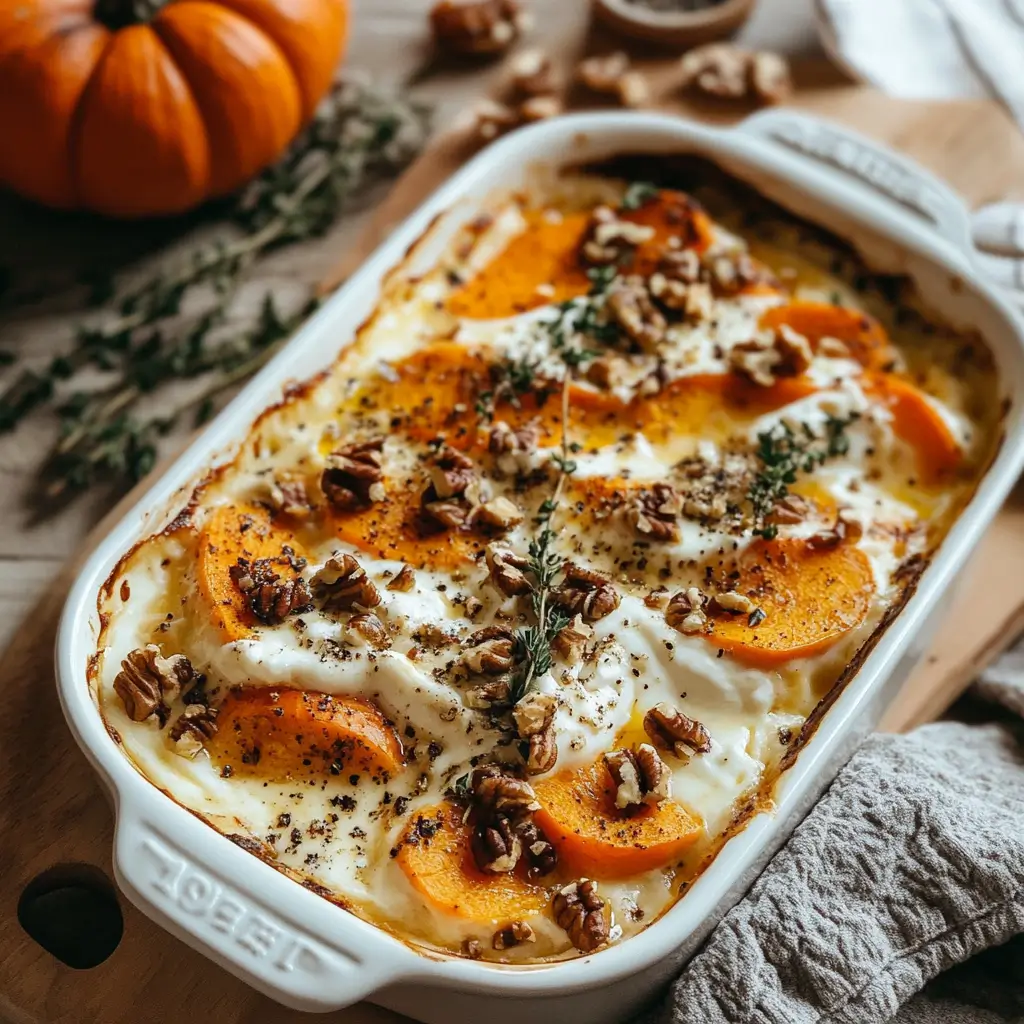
[230, 558, 312, 625]
[607, 276, 666, 352]
[509, 47, 558, 95]
[461, 98, 519, 143]
[552, 614, 593, 661]
[422, 497, 470, 529]
[628, 484, 682, 542]
[605, 744, 671, 810]
[517, 817, 557, 878]
[486, 543, 533, 597]
[680, 44, 792, 105]
[462, 938, 483, 959]
[807, 508, 863, 551]
[706, 250, 770, 295]
[430, 0, 528, 55]
[730, 325, 811, 388]
[473, 814, 522, 873]
[321, 438, 385, 511]
[344, 612, 392, 650]
[553, 879, 608, 952]
[114, 645, 195, 723]
[465, 678, 513, 709]
[644, 702, 712, 758]
[387, 564, 416, 592]
[518, 94, 563, 122]
[581, 206, 656, 266]
[462, 625, 516, 675]
[712, 590, 755, 615]
[577, 52, 649, 108]
[473, 494, 524, 531]
[492, 920, 535, 950]
[767, 493, 811, 526]
[817, 335, 851, 359]
[665, 587, 708, 634]
[488, 420, 539, 474]
[585, 355, 628, 391]
[471, 764, 540, 818]
[513, 692, 556, 737]
[423, 447, 479, 529]
[259, 475, 311, 517]
[552, 563, 620, 622]
[525, 723, 558, 775]
[310, 553, 380, 613]
[168, 703, 218, 759]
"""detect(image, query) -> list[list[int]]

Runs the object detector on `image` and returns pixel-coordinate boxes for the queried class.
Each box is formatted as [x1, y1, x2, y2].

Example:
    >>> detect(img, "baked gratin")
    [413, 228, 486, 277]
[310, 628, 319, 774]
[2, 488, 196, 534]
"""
[95, 164, 1001, 962]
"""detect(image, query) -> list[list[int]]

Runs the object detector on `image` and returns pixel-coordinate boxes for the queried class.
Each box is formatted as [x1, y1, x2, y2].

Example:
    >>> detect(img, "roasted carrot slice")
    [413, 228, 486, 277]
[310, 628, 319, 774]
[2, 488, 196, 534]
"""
[209, 687, 404, 778]
[196, 503, 307, 642]
[867, 374, 963, 483]
[706, 538, 875, 666]
[395, 802, 549, 922]
[446, 191, 714, 320]
[759, 302, 894, 370]
[532, 760, 702, 878]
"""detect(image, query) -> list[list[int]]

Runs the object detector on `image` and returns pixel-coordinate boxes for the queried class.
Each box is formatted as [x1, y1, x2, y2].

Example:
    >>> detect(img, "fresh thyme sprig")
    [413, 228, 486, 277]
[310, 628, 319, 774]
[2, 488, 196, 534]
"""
[0, 76, 431, 502]
[620, 181, 660, 211]
[748, 412, 860, 539]
[510, 377, 575, 704]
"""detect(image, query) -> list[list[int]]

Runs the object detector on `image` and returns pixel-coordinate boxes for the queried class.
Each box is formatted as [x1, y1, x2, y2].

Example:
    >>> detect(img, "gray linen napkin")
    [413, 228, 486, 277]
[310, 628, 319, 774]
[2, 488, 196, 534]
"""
[647, 646, 1024, 1024]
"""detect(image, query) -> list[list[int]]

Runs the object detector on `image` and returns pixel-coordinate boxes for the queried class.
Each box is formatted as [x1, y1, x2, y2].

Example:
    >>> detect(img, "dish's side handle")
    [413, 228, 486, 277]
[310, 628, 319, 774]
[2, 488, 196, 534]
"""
[735, 110, 975, 258]
[112, 795, 400, 1012]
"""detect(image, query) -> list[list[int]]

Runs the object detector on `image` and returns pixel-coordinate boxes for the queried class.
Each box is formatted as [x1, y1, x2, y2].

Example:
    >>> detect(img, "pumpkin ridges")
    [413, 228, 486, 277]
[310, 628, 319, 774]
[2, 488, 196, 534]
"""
[0, 18, 110, 208]
[72, 24, 212, 216]
[152, 1, 303, 198]
[210, 0, 348, 120]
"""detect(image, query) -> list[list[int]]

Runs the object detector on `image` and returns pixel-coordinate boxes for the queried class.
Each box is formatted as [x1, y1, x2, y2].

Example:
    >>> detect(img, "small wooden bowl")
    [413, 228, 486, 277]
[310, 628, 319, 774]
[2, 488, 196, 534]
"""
[592, 0, 756, 48]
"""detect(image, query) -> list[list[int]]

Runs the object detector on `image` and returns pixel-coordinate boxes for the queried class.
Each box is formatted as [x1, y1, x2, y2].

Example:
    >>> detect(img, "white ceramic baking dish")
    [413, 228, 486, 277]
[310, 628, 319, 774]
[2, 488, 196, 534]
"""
[57, 109, 1024, 1024]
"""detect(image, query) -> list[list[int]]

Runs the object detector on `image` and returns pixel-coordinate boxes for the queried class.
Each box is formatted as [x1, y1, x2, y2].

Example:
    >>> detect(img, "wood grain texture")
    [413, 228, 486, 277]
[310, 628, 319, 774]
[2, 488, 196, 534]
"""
[0, 2, 1022, 1022]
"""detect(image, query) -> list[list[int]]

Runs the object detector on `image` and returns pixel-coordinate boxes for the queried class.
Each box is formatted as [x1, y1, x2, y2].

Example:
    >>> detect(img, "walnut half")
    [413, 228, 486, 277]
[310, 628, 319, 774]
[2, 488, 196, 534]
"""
[114, 645, 196, 723]
[644, 702, 712, 759]
[553, 879, 609, 952]
[430, 0, 528, 55]
[604, 744, 671, 810]
[168, 703, 218, 759]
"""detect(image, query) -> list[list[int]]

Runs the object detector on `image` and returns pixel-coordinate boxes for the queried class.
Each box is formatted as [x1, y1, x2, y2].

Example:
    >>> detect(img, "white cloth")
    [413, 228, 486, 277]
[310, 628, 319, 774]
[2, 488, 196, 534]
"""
[816, 0, 1024, 126]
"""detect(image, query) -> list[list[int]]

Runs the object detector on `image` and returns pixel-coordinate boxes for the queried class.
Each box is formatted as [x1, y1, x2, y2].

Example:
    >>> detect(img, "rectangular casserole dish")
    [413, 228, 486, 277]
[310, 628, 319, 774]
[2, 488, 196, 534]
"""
[56, 109, 1024, 1024]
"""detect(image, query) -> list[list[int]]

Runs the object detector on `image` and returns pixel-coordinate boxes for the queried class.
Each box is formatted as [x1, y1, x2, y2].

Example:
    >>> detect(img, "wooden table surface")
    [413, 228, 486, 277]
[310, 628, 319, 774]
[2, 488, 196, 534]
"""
[0, 0, 816, 653]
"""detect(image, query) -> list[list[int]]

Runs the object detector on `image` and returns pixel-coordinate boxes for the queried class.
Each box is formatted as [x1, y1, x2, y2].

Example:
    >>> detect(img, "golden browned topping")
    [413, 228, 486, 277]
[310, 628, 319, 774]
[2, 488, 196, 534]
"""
[581, 206, 655, 266]
[310, 553, 381, 613]
[114, 645, 195, 723]
[168, 703, 218, 759]
[628, 483, 682, 542]
[606, 276, 667, 352]
[462, 625, 516, 675]
[665, 587, 708, 634]
[509, 47, 557, 95]
[552, 614, 593, 661]
[321, 438, 385, 510]
[430, 0, 527, 55]
[514, 692, 558, 775]
[553, 879, 609, 952]
[553, 562, 620, 622]
[472, 494, 524, 531]
[386, 563, 417, 592]
[604, 743, 671, 810]
[492, 920, 536, 950]
[644, 702, 712, 758]
[344, 612, 392, 650]
[486, 543, 533, 596]
[230, 558, 313, 625]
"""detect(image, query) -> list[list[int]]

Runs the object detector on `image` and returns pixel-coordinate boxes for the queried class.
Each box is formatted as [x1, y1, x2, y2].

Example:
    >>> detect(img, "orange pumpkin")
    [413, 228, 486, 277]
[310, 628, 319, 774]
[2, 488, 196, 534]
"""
[0, 0, 349, 217]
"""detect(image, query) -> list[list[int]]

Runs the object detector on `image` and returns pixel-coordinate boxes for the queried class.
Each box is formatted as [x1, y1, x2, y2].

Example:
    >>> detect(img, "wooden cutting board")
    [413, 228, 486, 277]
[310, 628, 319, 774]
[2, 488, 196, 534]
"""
[1, 58, 1023, 1024]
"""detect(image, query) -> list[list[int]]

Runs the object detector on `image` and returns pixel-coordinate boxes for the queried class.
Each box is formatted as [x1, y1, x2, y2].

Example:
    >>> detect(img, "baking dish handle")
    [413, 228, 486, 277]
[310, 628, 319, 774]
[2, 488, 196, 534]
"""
[735, 110, 975, 257]
[112, 797, 399, 1012]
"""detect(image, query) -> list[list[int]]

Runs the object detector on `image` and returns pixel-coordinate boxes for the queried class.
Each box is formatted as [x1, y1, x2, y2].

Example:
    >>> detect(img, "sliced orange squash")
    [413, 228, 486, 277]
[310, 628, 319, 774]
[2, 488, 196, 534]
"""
[867, 374, 963, 483]
[760, 302, 893, 370]
[532, 760, 702, 878]
[706, 537, 875, 666]
[209, 687, 404, 778]
[395, 802, 549, 923]
[196, 503, 307, 642]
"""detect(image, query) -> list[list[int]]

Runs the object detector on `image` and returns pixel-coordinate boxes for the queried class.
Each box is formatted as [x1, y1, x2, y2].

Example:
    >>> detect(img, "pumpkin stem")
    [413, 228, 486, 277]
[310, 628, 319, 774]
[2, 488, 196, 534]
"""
[93, 0, 168, 29]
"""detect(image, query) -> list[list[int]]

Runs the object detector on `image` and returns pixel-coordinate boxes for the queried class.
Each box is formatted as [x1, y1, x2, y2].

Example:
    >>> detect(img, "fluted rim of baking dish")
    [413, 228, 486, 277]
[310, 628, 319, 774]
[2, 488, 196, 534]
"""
[56, 110, 1024, 1009]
